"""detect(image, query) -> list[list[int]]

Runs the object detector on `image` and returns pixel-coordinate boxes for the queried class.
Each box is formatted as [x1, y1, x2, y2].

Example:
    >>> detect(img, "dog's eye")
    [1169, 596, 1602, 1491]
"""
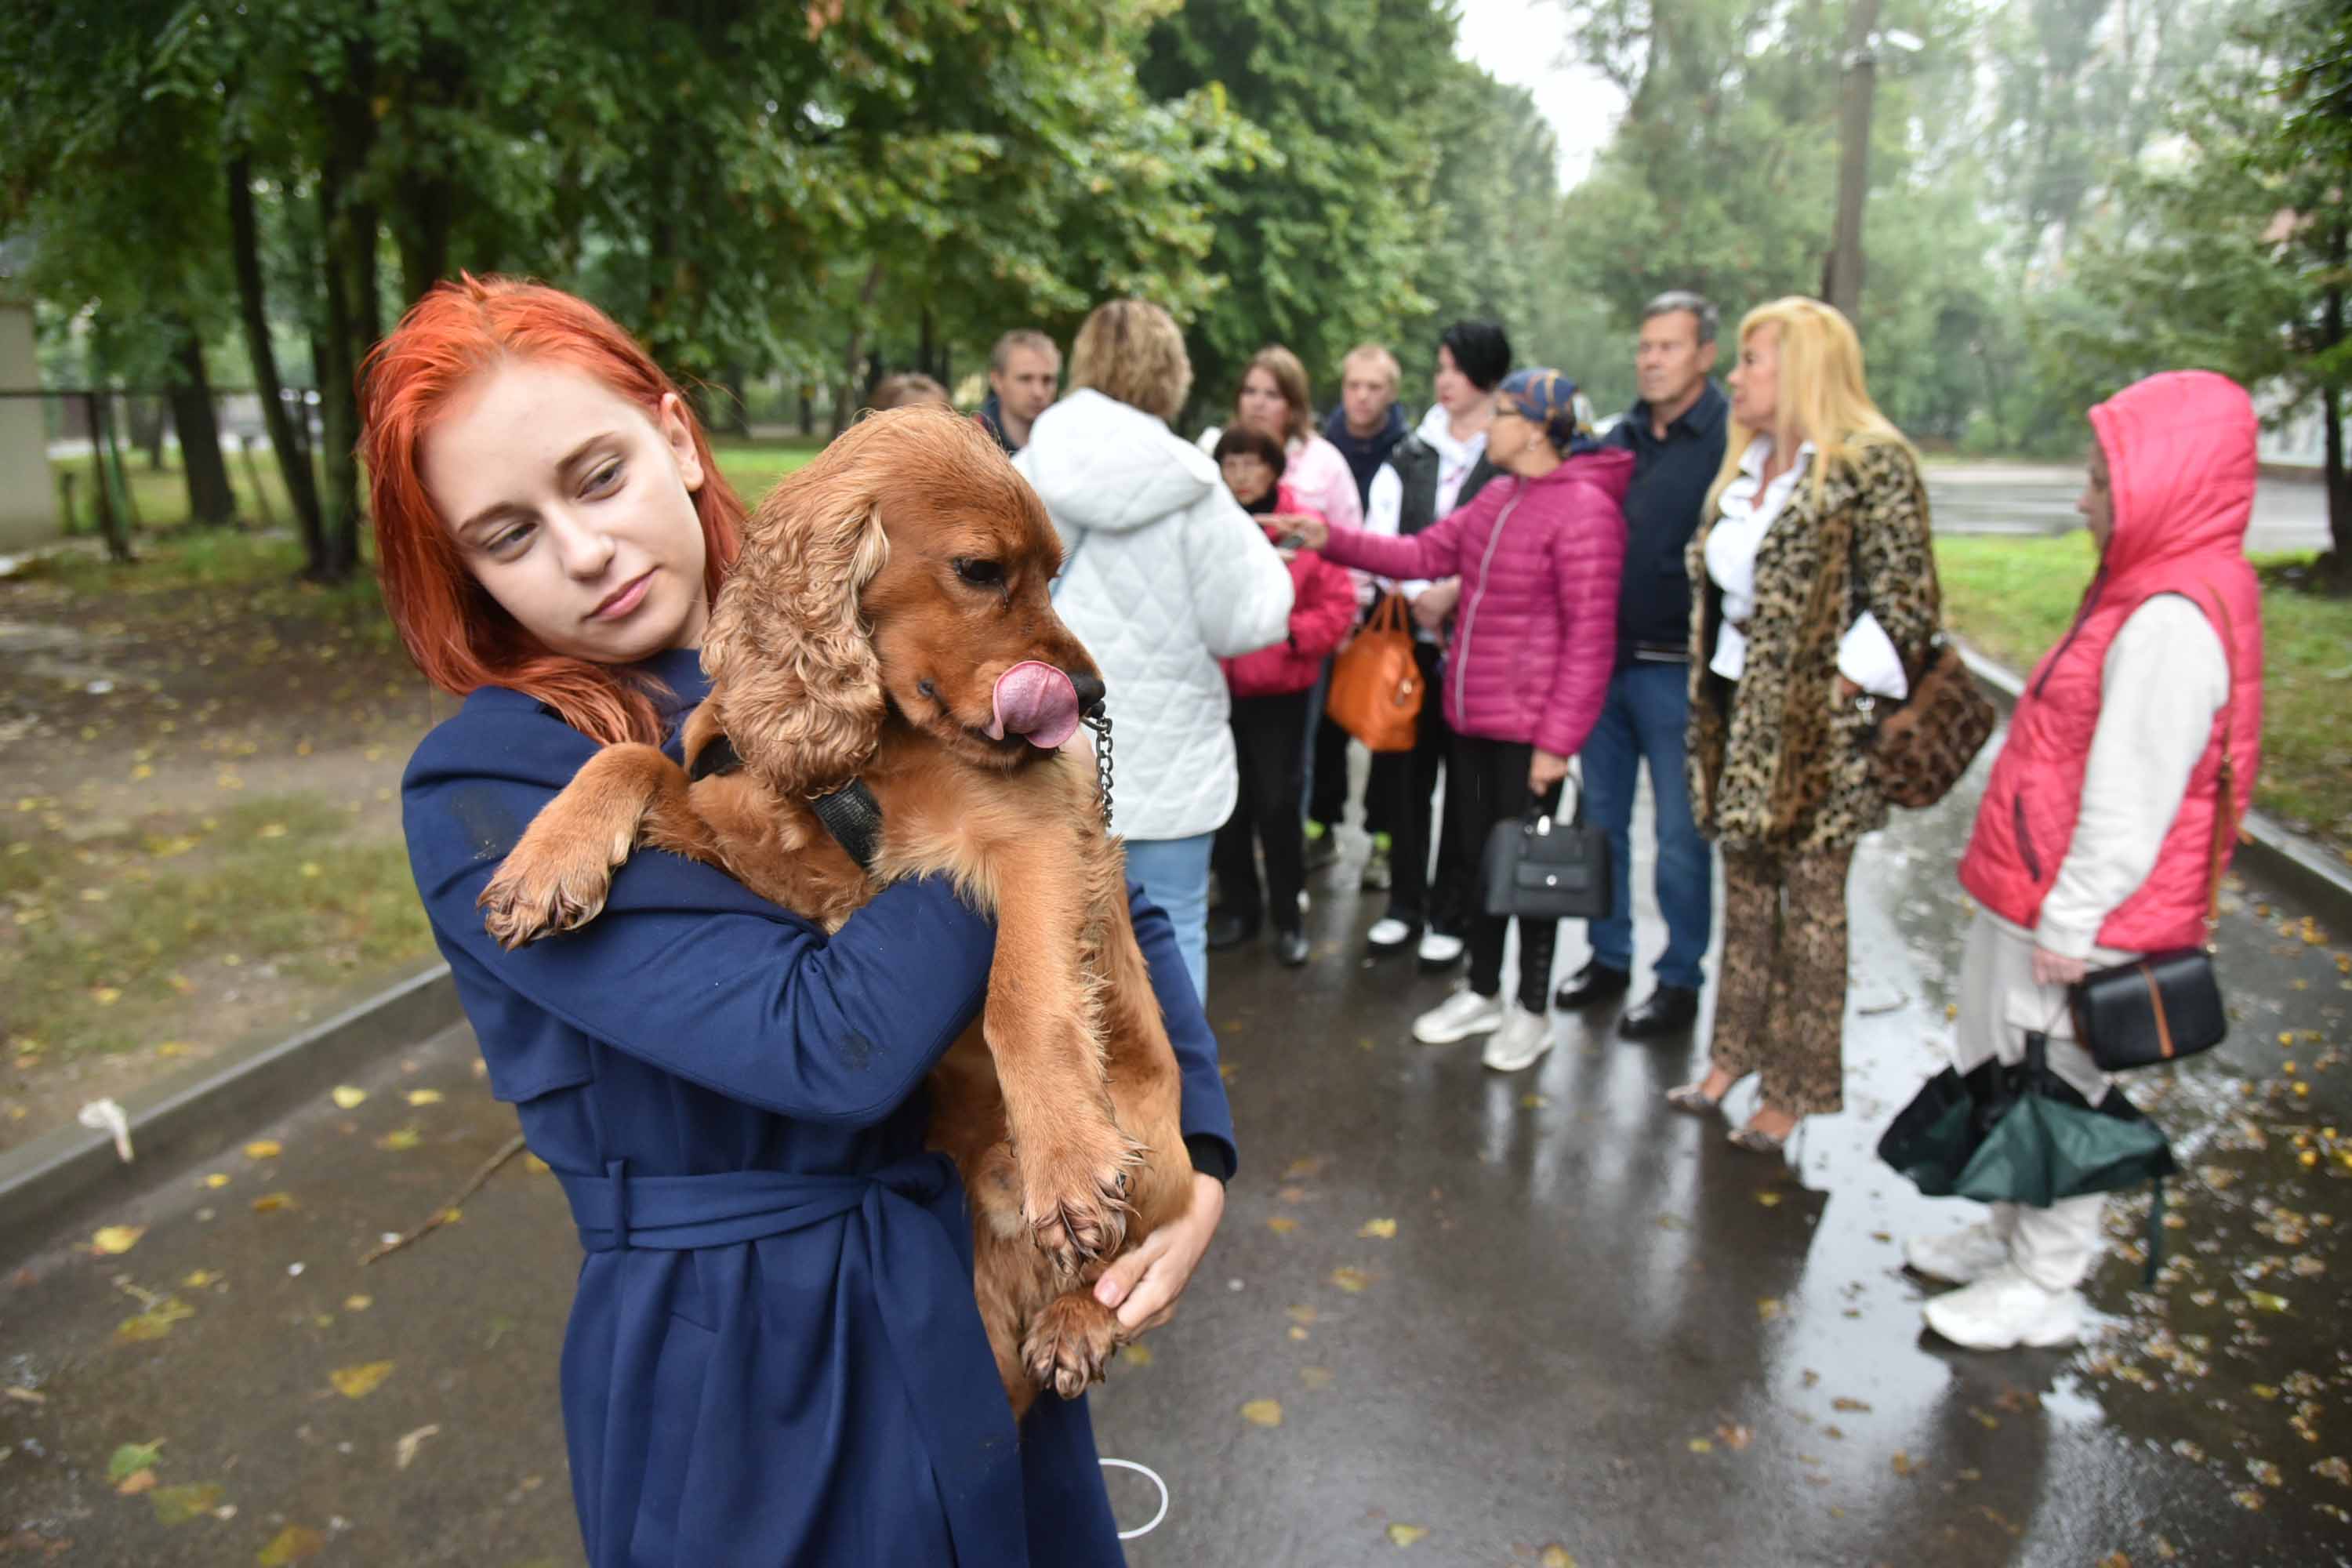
[953, 558, 1006, 589]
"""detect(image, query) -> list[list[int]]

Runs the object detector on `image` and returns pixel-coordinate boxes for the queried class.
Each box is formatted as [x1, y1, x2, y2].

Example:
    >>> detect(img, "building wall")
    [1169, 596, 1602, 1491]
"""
[0, 303, 59, 550]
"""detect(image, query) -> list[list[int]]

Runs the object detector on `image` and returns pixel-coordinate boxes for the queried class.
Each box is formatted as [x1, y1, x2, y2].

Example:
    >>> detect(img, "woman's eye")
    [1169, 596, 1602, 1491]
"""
[586, 460, 623, 495]
[488, 521, 536, 554]
[954, 558, 1005, 588]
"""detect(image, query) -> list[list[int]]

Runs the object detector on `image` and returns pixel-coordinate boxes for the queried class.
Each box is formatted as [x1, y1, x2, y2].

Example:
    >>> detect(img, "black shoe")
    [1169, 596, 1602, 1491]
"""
[1273, 927, 1312, 968]
[1552, 961, 1631, 1011]
[1618, 985, 1700, 1039]
[1207, 912, 1259, 951]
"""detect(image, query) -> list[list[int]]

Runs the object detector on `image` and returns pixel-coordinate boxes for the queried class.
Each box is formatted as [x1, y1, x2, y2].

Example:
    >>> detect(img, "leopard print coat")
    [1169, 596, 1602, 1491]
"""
[1685, 440, 1940, 855]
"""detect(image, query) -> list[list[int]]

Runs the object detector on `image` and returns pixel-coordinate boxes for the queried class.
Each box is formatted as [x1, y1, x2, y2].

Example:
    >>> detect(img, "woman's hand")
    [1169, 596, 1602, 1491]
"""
[1278, 514, 1330, 550]
[1529, 748, 1571, 794]
[2031, 946, 2088, 988]
[1410, 579, 1461, 633]
[1091, 1171, 1225, 1333]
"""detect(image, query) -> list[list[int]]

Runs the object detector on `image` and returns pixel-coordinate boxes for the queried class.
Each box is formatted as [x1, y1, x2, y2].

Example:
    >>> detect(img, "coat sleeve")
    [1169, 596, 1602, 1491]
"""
[1185, 487, 1298, 658]
[1127, 883, 1237, 1179]
[1287, 549, 1360, 660]
[1316, 479, 1501, 582]
[401, 703, 996, 1127]
[1850, 445, 1941, 672]
[1534, 487, 1628, 759]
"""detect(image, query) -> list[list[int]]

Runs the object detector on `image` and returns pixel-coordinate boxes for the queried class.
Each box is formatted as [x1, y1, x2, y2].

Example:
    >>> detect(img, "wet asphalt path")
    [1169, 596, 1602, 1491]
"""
[4, 738, 2349, 1566]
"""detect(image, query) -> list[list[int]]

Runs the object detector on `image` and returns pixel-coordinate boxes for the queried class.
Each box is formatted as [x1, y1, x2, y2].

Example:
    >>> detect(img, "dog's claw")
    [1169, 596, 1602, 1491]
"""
[1022, 1291, 1121, 1400]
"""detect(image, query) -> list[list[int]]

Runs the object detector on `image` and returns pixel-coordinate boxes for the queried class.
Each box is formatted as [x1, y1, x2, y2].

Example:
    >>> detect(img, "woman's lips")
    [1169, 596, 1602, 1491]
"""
[590, 571, 654, 621]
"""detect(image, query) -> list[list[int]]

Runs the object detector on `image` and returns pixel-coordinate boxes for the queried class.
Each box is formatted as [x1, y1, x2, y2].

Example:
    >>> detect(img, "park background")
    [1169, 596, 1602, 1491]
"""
[0, 0, 2346, 1212]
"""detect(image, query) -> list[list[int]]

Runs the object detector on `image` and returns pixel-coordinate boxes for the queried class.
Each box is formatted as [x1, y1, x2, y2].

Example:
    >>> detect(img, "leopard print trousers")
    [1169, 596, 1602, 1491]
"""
[1709, 844, 1855, 1117]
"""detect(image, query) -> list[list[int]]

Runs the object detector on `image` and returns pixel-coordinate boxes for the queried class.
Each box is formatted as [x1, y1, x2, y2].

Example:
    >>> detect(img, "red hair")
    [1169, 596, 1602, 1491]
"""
[362, 274, 745, 746]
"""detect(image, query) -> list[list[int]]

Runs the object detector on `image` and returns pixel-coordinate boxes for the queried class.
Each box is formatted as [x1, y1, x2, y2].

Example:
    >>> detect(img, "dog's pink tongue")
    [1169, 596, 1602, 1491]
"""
[988, 661, 1083, 750]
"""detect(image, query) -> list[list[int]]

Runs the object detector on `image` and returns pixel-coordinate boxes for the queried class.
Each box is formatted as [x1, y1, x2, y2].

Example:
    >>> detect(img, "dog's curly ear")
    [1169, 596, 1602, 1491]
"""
[702, 472, 891, 796]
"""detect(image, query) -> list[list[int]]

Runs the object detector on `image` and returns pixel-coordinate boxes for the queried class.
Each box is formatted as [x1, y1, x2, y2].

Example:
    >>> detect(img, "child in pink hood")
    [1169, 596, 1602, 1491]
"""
[1207, 426, 1359, 968]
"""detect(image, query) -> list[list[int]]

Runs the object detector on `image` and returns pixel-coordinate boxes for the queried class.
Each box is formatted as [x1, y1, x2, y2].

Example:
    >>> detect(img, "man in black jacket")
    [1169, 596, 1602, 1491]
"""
[1555, 292, 1726, 1036]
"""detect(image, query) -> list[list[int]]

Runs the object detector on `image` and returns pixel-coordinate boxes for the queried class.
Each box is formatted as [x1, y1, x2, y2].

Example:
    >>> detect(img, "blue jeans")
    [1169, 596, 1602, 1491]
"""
[1578, 660, 1712, 990]
[1121, 831, 1214, 1004]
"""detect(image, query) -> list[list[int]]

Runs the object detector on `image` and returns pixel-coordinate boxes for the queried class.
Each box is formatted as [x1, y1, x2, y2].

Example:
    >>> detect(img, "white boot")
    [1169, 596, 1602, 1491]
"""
[1921, 1263, 2084, 1350]
[1904, 1214, 2013, 1286]
[1413, 986, 1504, 1044]
[1479, 1007, 1555, 1072]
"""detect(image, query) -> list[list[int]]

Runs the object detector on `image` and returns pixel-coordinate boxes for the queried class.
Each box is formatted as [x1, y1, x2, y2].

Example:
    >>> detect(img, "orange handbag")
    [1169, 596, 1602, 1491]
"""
[1324, 592, 1423, 753]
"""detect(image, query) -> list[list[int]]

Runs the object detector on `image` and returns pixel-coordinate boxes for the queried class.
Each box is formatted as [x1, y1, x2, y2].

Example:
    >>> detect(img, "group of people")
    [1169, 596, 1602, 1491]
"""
[365, 267, 2263, 1565]
[995, 292, 2265, 1359]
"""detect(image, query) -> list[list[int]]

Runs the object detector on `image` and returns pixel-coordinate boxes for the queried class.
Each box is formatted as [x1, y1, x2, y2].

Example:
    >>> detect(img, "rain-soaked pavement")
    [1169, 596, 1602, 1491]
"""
[4, 740, 2349, 1566]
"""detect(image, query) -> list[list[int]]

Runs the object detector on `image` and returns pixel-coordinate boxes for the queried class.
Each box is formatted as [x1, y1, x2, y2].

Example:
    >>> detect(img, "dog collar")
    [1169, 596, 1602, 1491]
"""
[687, 733, 884, 873]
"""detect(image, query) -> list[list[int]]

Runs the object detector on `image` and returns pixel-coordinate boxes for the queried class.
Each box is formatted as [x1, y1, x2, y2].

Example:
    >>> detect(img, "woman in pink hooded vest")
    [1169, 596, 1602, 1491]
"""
[1907, 370, 2264, 1352]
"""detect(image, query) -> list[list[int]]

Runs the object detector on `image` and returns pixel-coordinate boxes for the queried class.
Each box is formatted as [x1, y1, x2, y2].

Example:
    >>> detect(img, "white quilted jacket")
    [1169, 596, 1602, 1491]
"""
[1015, 390, 1296, 842]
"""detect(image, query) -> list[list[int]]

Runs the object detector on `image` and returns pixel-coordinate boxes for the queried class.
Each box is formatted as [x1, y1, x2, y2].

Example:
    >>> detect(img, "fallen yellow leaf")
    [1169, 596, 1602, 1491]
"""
[116, 1468, 158, 1495]
[1298, 1367, 1334, 1390]
[242, 1140, 281, 1161]
[1387, 1523, 1428, 1546]
[1689, 1437, 1715, 1454]
[1330, 1266, 1370, 1294]
[1286, 1304, 1319, 1325]
[202, 1173, 230, 1189]
[155, 1041, 190, 1058]
[394, 1424, 441, 1472]
[92, 1225, 145, 1255]
[1119, 1344, 1152, 1367]
[330, 1086, 368, 1109]
[405, 1089, 443, 1106]
[1265, 1216, 1298, 1235]
[150, 1482, 223, 1526]
[91, 986, 122, 1006]
[376, 1127, 422, 1152]
[249, 1192, 296, 1214]
[343, 1294, 372, 1312]
[329, 1360, 395, 1399]
[1755, 1191, 1784, 1207]
[256, 1523, 325, 1564]
[183, 1269, 220, 1289]
[1240, 1399, 1283, 1428]
[1540, 1548, 1579, 1568]
[1358, 1218, 1398, 1239]
[114, 1299, 195, 1342]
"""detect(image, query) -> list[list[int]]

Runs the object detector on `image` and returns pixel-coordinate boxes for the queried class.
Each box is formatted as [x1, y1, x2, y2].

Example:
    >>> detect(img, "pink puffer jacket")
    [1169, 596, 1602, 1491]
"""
[1316, 448, 1632, 755]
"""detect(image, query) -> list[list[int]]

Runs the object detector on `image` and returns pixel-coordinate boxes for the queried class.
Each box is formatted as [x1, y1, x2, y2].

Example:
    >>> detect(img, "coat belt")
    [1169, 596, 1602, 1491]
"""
[557, 1153, 1029, 1566]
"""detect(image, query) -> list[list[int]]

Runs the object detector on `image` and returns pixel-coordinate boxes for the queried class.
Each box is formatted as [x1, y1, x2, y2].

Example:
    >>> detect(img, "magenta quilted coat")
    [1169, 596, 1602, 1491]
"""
[1316, 448, 1632, 757]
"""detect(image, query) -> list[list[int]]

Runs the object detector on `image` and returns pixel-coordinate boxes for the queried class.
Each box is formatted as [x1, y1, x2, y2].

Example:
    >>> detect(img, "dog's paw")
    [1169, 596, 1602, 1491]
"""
[1018, 1116, 1141, 1275]
[477, 829, 630, 949]
[1022, 1289, 1121, 1402]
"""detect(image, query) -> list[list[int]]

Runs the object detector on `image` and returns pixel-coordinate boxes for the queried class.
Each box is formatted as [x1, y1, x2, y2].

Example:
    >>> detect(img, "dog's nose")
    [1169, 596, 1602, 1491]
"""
[1070, 670, 1106, 716]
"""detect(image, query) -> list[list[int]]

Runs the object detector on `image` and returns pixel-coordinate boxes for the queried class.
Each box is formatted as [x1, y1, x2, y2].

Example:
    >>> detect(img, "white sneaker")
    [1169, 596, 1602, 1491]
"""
[1367, 917, 1414, 950]
[1412, 987, 1504, 1044]
[1904, 1220, 2012, 1286]
[1921, 1263, 2083, 1350]
[1416, 930, 1465, 967]
[1480, 1007, 1555, 1071]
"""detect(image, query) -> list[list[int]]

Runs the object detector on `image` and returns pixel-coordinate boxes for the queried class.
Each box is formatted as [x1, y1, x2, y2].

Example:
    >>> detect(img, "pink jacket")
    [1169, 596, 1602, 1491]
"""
[1222, 488, 1358, 699]
[1317, 449, 1632, 755]
[1958, 372, 2265, 953]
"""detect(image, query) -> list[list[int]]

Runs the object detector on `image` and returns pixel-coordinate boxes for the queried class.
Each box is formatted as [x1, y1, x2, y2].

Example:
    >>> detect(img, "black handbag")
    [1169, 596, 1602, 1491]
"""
[2068, 585, 2243, 1074]
[1479, 784, 1612, 922]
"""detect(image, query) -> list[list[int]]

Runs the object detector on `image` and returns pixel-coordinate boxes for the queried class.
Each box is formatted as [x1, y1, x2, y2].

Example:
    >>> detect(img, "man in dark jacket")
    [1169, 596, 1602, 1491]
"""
[1556, 292, 1726, 1036]
[973, 328, 1059, 455]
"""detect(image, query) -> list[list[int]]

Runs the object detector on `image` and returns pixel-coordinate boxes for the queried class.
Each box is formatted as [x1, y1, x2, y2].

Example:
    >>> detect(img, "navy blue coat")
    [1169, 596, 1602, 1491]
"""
[401, 648, 1237, 1566]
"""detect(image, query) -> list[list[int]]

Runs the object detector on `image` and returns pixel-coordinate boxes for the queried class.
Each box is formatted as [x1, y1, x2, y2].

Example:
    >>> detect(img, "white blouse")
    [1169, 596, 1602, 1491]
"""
[1705, 437, 1909, 699]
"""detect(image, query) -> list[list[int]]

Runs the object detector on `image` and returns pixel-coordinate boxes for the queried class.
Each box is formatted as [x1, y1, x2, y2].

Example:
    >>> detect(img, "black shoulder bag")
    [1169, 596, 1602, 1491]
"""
[1479, 772, 1613, 922]
[2068, 587, 2241, 1073]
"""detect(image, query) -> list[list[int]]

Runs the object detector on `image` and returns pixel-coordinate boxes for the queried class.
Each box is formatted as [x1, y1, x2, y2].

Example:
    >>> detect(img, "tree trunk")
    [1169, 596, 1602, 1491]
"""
[227, 154, 325, 556]
[2325, 224, 2350, 587]
[90, 395, 134, 563]
[132, 397, 169, 471]
[831, 262, 887, 436]
[1824, 0, 1883, 320]
[314, 263, 363, 582]
[313, 64, 382, 583]
[168, 324, 238, 527]
[395, 172, 455, 312]
[799, 385, 814, 436]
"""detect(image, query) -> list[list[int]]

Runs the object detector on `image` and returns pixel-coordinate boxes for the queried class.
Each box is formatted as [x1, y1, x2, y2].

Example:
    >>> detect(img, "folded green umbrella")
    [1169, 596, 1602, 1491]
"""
[1879, 1033, 2177, 1279]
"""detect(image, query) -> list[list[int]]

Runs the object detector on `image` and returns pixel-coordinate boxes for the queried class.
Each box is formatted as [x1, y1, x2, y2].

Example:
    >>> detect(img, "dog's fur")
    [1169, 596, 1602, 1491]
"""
[478, 408, 1192, 1417]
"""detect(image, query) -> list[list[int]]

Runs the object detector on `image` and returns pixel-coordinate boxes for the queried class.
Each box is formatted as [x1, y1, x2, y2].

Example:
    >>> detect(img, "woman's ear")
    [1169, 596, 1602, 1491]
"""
[701, 467, 890, 795]
[658, 392, 706, 494]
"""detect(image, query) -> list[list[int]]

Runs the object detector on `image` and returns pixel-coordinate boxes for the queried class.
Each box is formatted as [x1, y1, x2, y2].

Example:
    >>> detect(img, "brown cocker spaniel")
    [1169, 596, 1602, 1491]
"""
[478, 407, 1192, 1416]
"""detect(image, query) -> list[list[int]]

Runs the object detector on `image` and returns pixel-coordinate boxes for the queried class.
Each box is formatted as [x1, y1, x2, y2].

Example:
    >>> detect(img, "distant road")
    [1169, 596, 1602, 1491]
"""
[1926, 462, 2330, 554]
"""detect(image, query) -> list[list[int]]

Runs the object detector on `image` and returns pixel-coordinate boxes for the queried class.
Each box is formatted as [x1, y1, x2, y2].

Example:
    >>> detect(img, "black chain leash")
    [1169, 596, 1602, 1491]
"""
[1081, 703, 1114, 833]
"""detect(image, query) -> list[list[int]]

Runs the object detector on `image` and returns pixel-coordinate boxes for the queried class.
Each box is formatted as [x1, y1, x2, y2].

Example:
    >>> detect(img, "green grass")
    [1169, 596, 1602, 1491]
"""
[46, 448, 320, 539]
[1936, 535, 2352, 852]
[2, 795, 431, 1059]
[711, 441, 820, 503]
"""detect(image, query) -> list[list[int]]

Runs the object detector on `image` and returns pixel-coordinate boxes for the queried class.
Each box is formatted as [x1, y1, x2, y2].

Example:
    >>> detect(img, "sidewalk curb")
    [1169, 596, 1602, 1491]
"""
[0, 963, 461, 1263]
[1958, 642, 2352, 932]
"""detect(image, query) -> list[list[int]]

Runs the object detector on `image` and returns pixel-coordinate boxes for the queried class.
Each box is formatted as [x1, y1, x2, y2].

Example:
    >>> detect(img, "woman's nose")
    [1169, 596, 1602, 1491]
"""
[550, 514, 617, 578]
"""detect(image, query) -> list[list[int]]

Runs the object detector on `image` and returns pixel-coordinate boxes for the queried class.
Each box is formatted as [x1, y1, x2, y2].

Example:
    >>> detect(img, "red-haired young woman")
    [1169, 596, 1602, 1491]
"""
[368, 275, 1234, 1567]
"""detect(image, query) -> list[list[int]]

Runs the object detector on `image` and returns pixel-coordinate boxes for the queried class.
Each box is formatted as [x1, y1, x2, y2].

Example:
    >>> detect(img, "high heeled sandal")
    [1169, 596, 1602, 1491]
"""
[1664, 1081, 1723, 1115]
[1725, 1123, 1790, 1153]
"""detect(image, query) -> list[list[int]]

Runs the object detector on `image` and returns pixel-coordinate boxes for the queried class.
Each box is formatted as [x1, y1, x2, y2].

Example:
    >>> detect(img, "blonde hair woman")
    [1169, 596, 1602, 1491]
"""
[1667, 297, 1940, 1151]
[1014, 299, 1296, 999]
